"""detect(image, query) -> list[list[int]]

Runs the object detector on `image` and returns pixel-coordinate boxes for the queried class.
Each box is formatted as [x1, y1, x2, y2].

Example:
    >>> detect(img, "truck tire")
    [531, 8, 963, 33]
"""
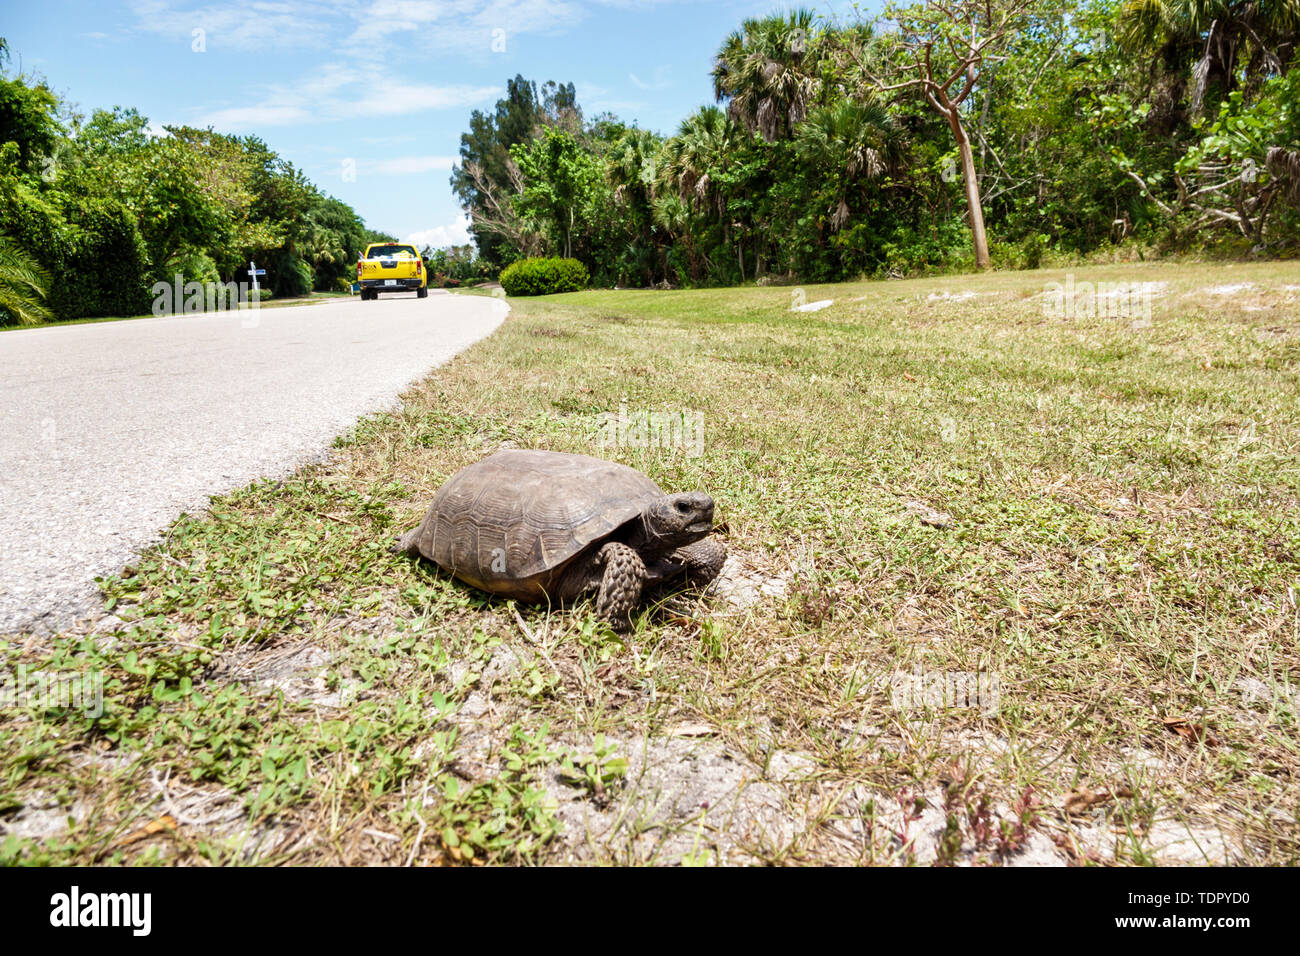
[417, 287, 428, 299]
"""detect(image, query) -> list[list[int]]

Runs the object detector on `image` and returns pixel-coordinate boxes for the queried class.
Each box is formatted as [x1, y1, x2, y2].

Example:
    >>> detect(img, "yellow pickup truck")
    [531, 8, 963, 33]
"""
[356, 243, 427, 300]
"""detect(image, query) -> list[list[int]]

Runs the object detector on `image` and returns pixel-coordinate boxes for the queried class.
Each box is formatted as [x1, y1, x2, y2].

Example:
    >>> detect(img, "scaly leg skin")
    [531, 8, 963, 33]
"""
[395, 528, 422, 557]
[595, 541, 647, 632]
[674, 537, 727, 586]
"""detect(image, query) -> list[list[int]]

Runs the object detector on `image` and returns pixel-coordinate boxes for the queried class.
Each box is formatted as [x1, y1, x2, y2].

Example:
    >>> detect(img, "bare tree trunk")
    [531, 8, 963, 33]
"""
[950, 114, 990, 270]
[848, 0, 1036, 273]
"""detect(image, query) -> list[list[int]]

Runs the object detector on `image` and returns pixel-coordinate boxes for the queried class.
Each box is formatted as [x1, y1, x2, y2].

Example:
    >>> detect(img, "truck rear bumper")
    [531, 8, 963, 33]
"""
[360, 278, 424, 291]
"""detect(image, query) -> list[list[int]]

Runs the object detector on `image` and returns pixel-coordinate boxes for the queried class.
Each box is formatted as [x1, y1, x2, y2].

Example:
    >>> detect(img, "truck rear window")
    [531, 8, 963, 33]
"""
[367, 245, 418, 258]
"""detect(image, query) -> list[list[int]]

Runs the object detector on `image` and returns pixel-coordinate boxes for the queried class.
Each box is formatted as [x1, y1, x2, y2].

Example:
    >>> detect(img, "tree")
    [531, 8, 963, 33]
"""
[454, 156, 544, 261]
[1116, 70, 1300, 243]
[1118, 0, 1300, 109]
[451, 75, 552, 266]
[660, 107, 748, 277]
[712, 9, 824, 141]
[165, 126, 279, 274]
[63, 113, 229, 279]
[511, 126, 604, 259]
[0, 69, 61, 175]
[847, 0, 1035, 269]
[540, 80, 583, 132]
[605, 126, 668, 284]
[796, 99, 902, 229]
[75, 106, 151, 158]
[301, 194, 368, 290]
[606, 126, 661, 212]
[659, 106, 740, 215]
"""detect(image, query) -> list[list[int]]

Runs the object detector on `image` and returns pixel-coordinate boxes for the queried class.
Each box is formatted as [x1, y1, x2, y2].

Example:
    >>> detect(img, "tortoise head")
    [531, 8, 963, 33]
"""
[629, 491, 715, 556]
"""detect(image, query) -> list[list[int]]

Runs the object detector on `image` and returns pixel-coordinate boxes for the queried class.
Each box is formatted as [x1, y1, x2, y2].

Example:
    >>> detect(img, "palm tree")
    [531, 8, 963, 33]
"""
[796, 99, 902, 230]
[650, 192, 707, 283]
[607, 127, 661, 210]
[1118, 0, 1300, 108]
[659, 107, 752, 277]
[711, 9, 823, 141]
[658, 107, 740, 215]
[607, 127, 667, 283]
[0, 233, 54, 326]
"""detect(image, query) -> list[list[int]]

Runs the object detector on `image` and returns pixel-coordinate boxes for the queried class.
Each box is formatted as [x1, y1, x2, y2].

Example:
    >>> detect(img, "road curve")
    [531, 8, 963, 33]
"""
[0, 291, 508, 633]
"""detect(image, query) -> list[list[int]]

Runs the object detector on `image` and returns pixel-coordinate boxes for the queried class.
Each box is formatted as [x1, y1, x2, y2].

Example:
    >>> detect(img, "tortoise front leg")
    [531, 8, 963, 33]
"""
[673, 537, 727, 585]
[594, 542, 647, 631]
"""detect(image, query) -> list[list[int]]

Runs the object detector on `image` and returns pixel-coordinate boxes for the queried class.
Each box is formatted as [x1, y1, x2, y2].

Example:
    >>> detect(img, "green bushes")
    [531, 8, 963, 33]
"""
[261, 247, 314, 298]
[499, 257, 588, 296]
[0, 186, 150, 320]
[56, 198, 151, 318]
[0, 180, 69, 279]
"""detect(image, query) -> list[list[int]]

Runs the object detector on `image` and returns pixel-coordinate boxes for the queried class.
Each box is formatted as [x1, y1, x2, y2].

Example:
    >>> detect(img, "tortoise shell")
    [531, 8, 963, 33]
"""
[403, 449, 666, 600]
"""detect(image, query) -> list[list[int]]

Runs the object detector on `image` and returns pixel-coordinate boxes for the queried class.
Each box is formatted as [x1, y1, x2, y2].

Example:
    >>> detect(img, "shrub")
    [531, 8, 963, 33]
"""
[56, 198, 152, 318]
[0, 187, 150, 320]
[499, 257, 588, 296]
[0, 181, 71, 286]
[260, 248, 314, 298]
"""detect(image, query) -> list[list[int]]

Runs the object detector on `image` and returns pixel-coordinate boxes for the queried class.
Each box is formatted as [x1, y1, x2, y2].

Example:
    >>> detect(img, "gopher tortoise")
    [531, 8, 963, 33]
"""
[397, 449, 726, 629]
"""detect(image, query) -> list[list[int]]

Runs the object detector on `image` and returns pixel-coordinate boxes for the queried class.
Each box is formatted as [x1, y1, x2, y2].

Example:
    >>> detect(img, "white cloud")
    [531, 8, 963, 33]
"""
[346, 0, 445, 46]
[343, 83, 501, 118]
[194, 65, 498, 129]
[628, 65, 671, 91]
[407, 215, 473, 249]
[198, 104, 314, 129]
[399, 0, 586, 52]
[130, 0, 591, 55]
[361, 155, 457, 176]
[360, 133, 418, 145]
[128, 0, 349, 51]
[575, 81, 644, 116]
[131, 0, 686, 132]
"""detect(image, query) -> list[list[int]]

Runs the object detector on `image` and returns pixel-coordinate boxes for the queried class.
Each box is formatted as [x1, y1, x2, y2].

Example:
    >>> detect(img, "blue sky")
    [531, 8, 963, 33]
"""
[4, 1, 871, 248]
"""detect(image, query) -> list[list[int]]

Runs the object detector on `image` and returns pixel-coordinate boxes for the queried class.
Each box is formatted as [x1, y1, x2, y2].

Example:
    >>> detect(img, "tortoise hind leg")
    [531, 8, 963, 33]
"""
[594, 542, 647, 632]
[674, 537, 727, 586]
[394, 528, 423, 558]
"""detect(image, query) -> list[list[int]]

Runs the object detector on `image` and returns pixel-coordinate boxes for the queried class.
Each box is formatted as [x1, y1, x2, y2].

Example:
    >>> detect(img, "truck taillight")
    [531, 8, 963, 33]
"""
[416, 260, 422, 275]
[356, 261, 362, 278]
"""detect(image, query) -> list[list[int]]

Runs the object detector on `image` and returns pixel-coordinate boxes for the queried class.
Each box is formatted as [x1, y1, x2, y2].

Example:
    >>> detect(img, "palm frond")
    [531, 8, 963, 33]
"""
[0, 233, 55, 326]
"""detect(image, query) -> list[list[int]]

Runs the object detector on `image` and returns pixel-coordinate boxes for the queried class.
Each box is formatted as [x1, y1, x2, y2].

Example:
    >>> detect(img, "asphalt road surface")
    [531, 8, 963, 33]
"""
[0, 291, 508, 633]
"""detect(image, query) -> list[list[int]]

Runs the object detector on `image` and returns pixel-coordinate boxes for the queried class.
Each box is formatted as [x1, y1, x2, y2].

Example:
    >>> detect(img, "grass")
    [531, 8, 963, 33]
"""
[2, 260, 1298, 865]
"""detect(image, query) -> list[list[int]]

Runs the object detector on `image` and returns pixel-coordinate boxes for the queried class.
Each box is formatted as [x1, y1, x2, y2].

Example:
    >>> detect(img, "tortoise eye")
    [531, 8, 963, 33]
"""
[675, 501, 691, 514]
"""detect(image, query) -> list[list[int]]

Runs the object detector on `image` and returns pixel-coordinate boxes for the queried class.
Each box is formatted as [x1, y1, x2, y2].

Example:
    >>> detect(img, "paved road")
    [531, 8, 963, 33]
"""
[0, 291, 507, 633]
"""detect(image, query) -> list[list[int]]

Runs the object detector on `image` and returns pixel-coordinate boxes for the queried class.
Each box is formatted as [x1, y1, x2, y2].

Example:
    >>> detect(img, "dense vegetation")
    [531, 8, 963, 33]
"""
[499, 257, 590, 296]
[0, 38, 391, 324]
[4, 1, 1298, 320]
[452, 0, 1300, 287]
